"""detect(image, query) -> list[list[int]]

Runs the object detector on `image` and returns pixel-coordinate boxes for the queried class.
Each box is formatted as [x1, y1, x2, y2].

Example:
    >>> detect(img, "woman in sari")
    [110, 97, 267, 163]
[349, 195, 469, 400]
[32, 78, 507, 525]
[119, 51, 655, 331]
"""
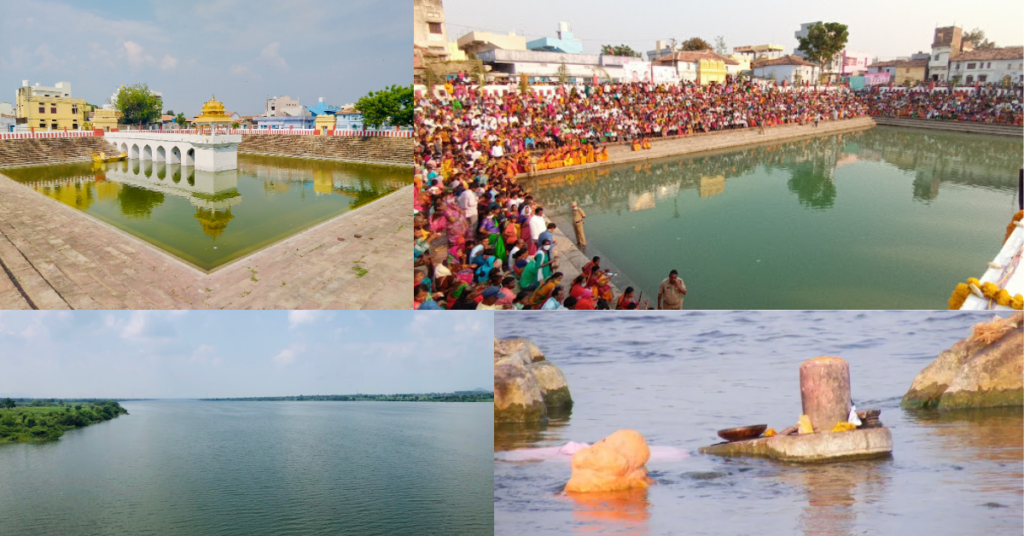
[588, 269, 614, 303]
[525, 272, 563, 309]
[443, 195, 467, 259]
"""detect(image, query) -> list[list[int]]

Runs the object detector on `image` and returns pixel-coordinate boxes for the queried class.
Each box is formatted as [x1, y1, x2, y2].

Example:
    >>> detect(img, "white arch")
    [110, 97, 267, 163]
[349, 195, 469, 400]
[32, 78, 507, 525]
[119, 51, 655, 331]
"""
[183, 147, 195, 167]
[130, 144, 140, 160]
[156, 146, 166, 162]
[120, 142, 129, 154]
[169, 146, 181, 164]
[142, 144, 153, 161]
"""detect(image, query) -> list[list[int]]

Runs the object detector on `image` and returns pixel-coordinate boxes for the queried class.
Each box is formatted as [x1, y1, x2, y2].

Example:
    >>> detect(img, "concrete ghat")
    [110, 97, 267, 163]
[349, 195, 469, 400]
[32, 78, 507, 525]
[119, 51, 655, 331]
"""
[699, 427, 893, 463]
[0, 171, 412, 310]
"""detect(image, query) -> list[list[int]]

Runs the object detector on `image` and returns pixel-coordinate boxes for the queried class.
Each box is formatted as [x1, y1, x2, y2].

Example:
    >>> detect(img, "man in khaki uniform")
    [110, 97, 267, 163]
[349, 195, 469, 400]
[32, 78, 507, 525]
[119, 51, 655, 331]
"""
[658, 269, 687, 310]
[572, 201, 587, 251]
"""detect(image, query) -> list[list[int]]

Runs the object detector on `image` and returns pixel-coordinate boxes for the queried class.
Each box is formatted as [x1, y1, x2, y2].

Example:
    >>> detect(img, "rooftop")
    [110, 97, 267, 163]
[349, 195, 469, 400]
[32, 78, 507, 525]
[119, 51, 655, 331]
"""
[952, 46, 1024, 62]
[654, 49, 739, 66]
[868, 59, 929, 69]
[751, 54, 816, 68]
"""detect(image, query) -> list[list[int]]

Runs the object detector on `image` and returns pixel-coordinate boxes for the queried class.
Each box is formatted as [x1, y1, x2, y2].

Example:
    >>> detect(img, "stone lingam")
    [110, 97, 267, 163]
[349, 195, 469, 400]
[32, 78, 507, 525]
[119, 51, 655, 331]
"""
[699, 357, 893, 463]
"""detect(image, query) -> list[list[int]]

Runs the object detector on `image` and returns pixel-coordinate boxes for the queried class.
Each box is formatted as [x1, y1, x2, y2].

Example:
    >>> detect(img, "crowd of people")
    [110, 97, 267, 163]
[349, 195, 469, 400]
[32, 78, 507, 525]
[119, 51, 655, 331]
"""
[411, 74, 1019, 310]
[861, 87, 1023, 124]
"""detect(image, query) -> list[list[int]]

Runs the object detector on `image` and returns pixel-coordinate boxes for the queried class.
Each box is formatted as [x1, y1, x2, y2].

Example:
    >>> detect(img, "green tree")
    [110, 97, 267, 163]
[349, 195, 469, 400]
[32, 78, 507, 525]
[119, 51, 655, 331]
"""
[354, 85, 412, 129]
[962, 28, 996, 50]
[713, 36, 728, 55]
[796, 22, 849, 84]
[682, 37, 712, 51]
[1, 398, 14, 409]
[114, 83, 163, 126]
[600, 44, 640, 58]
[175, 113, 189, 129]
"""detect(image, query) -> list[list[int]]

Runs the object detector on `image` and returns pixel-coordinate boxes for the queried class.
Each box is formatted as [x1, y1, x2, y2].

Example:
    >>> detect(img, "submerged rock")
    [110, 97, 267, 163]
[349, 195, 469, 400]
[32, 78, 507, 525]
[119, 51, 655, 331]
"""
[902, 313, 1023, 410]
[565, 429, 652, 493]
[494, 339, 573, 423]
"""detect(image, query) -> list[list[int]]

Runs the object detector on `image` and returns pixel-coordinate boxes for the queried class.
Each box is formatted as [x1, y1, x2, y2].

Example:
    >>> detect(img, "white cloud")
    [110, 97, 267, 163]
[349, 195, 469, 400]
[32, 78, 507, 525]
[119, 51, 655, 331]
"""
[288, 310, 332, 329]
[33, 44, 64, 70]
[120, 311, 147, 339]
[273, 345, 303, 365]
[123, 41, 154, 68]
[160, 55, 178, 70]
[258, 42, 289, 70]
[230, 64, 249, 75]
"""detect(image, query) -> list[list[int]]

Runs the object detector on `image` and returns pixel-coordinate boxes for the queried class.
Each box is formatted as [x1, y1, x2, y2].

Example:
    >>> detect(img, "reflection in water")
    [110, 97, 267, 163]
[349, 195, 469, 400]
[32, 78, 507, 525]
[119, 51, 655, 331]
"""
[527, 127, 1019, 215]
[4, 155, 410, 270]
[521, 127, 1020, 309]
[780, 460, 890, 536]
[566, 488, 651, 533]
[194, 207, 235, 239]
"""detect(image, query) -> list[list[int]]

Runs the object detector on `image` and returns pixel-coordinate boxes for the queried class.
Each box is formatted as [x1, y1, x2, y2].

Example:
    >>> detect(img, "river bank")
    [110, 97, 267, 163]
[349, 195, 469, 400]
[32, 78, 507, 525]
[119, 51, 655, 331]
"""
[0, 401, 127, 444]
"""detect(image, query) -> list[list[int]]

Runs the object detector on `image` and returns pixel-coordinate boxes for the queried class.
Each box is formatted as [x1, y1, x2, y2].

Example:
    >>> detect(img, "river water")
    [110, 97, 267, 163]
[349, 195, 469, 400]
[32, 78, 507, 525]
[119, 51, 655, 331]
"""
[0, 401, 492, 536]
[1, 155, 410, 270]
[494, 310, 1023, 536]
[526, 127, 1021, 309]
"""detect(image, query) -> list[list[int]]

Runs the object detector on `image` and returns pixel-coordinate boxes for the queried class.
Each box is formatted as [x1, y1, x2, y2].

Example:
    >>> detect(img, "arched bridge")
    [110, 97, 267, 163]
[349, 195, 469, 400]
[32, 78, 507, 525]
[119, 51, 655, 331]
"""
[103, 132, 242, 172]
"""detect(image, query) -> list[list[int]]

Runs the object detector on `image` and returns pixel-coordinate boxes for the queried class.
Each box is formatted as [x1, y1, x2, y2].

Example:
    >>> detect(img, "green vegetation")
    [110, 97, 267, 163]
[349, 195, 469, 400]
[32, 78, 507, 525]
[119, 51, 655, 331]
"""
[191, 188, 241, 202]
[600, 44, 641, 58]
[682, 37, 712, 51]
[796, 22, 850, 83]
[355, 85, 412, 129]
[0, 399, 128, 444]
[203, 391, 495, 403]
[962, 28, 997, 50]
[114, 83, 163, 126]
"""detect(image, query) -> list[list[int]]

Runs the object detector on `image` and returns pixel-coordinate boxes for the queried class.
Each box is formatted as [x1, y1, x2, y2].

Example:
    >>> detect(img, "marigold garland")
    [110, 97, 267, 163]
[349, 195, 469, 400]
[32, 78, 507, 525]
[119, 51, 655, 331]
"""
[948, 277, 1023, 310]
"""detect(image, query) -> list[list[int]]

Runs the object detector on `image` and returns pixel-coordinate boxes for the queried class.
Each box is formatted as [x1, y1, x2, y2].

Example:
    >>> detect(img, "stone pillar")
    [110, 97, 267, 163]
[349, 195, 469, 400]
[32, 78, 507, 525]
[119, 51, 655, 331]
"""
[799, 356, 851, 433]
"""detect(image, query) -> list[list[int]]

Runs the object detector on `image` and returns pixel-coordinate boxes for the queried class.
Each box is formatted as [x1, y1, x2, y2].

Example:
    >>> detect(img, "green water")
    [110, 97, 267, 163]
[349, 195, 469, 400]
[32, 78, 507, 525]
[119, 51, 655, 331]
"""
[3, 155, 411, 271]
[527, 127, 1022, 309]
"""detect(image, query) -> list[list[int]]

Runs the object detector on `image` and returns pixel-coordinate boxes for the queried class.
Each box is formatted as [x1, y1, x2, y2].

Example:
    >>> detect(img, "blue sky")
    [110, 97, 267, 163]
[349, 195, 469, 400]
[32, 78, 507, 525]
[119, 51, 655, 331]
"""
[0, 311, 492, 399]
[445, 0, 1022, 59]
[0, 0, 409, 116]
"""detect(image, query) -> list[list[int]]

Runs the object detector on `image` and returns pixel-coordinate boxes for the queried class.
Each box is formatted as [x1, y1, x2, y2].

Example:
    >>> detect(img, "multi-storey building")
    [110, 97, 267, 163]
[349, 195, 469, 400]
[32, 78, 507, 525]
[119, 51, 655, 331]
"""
[15, 80, 88, 131]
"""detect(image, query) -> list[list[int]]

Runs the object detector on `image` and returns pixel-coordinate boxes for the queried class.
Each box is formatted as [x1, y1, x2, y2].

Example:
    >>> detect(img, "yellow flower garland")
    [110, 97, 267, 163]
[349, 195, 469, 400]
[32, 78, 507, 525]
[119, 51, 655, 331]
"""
[948, 277, 1024, 310]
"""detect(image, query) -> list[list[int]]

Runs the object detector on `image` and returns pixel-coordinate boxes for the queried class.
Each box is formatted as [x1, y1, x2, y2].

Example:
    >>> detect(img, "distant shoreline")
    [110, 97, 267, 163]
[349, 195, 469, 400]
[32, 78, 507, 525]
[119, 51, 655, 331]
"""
[200, 393, 495, 403]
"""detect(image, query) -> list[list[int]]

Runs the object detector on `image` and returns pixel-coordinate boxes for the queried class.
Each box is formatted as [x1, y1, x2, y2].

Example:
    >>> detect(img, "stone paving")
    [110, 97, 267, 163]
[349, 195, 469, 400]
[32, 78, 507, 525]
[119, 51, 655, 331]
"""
[0, 172, 413, 310]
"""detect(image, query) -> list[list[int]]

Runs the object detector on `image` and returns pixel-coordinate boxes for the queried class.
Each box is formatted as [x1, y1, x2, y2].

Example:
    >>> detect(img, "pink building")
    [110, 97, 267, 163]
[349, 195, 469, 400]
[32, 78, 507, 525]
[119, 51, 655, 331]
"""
[841, 50, 874, 76]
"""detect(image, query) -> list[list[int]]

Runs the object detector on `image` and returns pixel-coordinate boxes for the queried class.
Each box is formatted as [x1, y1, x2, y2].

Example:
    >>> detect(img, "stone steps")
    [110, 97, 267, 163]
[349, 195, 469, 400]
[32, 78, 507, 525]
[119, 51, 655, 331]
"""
[238, 135, 412, 166]
[872, 117, 1021, 137]
[0, 137, 118, 169]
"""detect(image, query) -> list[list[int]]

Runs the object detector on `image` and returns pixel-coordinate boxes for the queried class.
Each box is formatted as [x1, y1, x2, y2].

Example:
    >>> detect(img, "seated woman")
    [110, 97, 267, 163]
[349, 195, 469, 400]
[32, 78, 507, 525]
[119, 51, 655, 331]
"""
[588, 269, 614, 303]
[597, 147, 609, 162]
[641, 137, 652, 150]
[632, 139, 642, 152]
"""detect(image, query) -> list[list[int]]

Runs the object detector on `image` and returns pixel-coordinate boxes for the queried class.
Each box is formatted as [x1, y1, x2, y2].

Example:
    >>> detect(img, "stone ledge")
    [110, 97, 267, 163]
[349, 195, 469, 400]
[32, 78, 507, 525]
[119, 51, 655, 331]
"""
[699, 427, 893, 463]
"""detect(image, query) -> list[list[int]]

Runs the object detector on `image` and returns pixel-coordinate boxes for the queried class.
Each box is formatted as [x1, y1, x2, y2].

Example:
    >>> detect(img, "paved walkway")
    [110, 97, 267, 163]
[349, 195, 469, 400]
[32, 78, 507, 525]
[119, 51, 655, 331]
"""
[0, 173, 412, 310]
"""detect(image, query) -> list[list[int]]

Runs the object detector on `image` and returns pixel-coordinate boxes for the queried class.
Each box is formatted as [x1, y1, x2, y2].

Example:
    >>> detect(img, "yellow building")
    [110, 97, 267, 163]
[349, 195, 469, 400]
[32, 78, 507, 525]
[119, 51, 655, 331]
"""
[16, 80, 88, 131]
[315, 113, 335, 134]
[192, 95, 234, 128]
[698, 58, 727, 85]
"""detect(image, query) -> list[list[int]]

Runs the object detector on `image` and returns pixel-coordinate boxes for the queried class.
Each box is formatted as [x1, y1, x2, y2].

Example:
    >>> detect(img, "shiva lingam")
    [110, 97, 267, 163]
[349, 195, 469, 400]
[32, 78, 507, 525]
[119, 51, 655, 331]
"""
[699, 357, 893, 463]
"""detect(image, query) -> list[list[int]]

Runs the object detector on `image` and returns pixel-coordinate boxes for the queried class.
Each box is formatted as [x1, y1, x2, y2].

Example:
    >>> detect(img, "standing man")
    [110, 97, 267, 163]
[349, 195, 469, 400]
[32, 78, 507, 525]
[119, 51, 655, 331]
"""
[572, 201, 587, 251]
[458, 183, 479, 238]
[529, 207, 548, 250]
[657, 269, 687, 310]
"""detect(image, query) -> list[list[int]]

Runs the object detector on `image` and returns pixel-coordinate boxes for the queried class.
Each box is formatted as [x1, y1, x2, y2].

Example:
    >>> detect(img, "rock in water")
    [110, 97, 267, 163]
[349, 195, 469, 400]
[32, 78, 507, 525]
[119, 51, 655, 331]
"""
[565, 430, 652, 493]
[528, 361, 573, 415]
[494, 339, 573, 423]
[902, 313, 1023, 410]
[494, 362, 547, 423]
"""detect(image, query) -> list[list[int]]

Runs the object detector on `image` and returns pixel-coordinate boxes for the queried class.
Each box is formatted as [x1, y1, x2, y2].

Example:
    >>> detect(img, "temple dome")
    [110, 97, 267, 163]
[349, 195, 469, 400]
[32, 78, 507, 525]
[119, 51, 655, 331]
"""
[193, 94, 232, 124]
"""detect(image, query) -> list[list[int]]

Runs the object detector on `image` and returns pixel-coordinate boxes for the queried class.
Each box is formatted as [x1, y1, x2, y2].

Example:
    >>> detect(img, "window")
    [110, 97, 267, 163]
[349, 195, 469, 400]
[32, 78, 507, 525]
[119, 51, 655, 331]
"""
[428, 22, 442, 34]
[979, 75, 987, 82]
[72, 123, 78, 130]
[966, 75, 974, 83]
[71, 105, 78, 114]
[51, 121, 58, 130]
[986, 62, 991, 68]
[39, 120, 45, 128]
[38, 105, 45, 113]
[51, 105, 57, 113]
[966, 63, 976, 69]
[933, 55, 939, 60]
